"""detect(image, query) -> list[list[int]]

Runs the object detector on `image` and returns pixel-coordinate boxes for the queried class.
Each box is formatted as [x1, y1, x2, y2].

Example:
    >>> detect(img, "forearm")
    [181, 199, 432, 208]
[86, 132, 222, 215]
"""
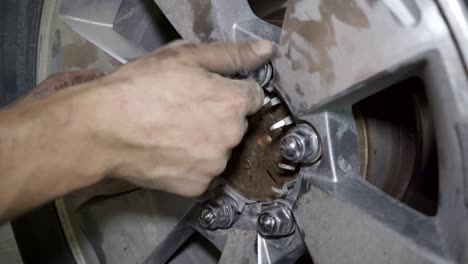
[0, 84, 108, 222]
[0, 40, 274, 222]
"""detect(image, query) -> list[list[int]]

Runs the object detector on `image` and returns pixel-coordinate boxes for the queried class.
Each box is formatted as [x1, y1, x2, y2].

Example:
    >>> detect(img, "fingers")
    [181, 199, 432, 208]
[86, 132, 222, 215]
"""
[236, 79, 265, 116]
[179, 40, 275, 75]
[218, 77, 265, 117]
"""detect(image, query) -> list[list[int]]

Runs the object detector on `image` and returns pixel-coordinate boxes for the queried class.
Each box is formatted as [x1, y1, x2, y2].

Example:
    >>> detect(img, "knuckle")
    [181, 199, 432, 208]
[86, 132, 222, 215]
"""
[210, 158, 228, 176]
[178, 43, 198, 53]
[154, 47, 181, 60]
[173, 43, 199, 60]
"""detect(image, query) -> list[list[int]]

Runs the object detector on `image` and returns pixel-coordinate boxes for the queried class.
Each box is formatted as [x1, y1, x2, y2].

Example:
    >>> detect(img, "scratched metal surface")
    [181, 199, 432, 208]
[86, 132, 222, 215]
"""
[278, 0, 468, 263]
[272, 0, 467, 116]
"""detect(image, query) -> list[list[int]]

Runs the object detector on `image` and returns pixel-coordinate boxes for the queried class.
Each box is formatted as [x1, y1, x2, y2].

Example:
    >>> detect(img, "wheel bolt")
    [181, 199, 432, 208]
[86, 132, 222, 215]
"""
[199, 195, 238, 230]
[280, 124, 321, 164]
[257, 202, 295, 237]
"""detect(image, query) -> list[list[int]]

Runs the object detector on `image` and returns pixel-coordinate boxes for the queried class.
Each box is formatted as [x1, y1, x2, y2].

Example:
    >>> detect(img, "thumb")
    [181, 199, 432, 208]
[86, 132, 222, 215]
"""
[184, 40, 275, 75]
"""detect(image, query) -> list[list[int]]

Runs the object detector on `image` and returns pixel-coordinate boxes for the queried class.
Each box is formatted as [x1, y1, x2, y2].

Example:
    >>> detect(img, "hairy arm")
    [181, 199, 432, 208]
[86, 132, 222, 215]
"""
[0, 40, 274, 222]
[0, 77, 113, 220]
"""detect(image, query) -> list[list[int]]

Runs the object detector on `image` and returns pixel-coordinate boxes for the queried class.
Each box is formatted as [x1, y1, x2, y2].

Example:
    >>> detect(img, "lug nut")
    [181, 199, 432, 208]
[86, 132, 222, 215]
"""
[251, 63, 273, 88]
[258, 214, 277, 234]
[199, 195, 238, 230]
[281, 136, 302, 161]
[199, 208, 216, 227]
[257, 202, 295, 237]
[280, 124, 321, 164]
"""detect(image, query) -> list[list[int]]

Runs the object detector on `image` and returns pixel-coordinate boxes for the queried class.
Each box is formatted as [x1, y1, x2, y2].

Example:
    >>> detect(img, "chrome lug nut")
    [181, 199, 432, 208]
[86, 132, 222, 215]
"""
[199, 195, 238, 230]
[257, 202, 295, 237]
[251, 63, 273, 88]
[280, 124, 321, 164]
[258, 214, 277, 234]
[199, 208, 216, 227]
[281, 136, 302, 161]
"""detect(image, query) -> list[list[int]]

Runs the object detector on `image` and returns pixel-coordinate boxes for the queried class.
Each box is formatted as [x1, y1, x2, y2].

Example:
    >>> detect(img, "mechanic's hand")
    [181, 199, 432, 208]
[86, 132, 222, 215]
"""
[90, 41, 275, 196]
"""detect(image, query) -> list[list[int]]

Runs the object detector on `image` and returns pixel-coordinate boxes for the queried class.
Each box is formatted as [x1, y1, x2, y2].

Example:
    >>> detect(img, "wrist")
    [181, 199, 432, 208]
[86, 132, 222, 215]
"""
[78, 76, 154, 178]
[0, 86, 117, 218]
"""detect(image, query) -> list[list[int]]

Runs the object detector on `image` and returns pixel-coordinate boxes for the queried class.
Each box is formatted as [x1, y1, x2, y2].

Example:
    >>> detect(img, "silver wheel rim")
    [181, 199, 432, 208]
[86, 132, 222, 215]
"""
[36, 0, 468, 263]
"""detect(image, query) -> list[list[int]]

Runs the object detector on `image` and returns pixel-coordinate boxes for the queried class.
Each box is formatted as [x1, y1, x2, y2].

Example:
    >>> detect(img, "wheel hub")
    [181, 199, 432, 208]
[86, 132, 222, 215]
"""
[223, 97, 297, 201]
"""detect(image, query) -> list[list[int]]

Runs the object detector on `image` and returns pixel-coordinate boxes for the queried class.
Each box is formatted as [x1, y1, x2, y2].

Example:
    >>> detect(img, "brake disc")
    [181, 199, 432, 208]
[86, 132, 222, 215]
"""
[37, 0, 468, 263]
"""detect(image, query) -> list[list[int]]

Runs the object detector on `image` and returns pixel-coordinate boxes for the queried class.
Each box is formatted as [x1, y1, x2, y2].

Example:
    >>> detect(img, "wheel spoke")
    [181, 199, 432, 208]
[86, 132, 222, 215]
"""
[153, 0, 282, 43]
[273, 0, 452, 116]
[58, 190, 195, 264]
[59, 0, 147, 63]
[218, 229, 257, 264]
[293, 176, 451, 264]
[257, 232, 306, 264]
[64, 179, 139, 211]
[432, 62, 468, 262]
[143, 204, 200, 264]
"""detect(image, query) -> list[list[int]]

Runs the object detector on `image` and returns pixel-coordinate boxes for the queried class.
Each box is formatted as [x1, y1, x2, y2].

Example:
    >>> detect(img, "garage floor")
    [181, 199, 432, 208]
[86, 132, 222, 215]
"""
[0, 224, 23, 264]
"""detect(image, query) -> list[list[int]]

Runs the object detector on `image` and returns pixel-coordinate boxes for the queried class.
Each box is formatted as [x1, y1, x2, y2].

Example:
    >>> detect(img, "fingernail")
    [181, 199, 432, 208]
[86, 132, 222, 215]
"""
[252, 40, 274, 56]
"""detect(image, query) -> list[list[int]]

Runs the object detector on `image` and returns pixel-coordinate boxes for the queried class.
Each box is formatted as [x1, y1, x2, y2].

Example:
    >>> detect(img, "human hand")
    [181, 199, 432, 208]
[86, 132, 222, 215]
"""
[89, 40, 275, 196]
[19, 69, 105, 103]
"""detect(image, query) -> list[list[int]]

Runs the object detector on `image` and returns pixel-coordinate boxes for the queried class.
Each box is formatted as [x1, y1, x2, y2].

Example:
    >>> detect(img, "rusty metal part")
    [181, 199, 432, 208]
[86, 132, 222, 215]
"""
[353, 79, 418, 198]
[222, 101, 297, 201]
[353, 90, 417, 201]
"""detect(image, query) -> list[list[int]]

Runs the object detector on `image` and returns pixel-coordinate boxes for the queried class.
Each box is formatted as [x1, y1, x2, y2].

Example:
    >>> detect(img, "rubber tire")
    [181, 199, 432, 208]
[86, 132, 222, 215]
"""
[0, 1, 76, 263]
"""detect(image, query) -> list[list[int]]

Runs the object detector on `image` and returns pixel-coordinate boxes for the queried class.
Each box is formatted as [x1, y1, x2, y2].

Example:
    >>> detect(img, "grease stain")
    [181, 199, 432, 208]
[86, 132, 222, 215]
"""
[282, 0, 370, 87]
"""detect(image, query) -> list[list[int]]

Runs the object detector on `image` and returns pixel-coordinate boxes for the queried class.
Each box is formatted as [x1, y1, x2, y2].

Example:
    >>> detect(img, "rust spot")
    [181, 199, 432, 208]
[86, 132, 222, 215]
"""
[222, 103, 297, 201]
